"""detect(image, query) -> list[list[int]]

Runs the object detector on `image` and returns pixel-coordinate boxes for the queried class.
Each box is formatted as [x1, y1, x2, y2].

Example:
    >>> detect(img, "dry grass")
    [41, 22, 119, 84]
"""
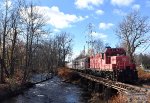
[138, 68, 150, 80]
[88, 92, 104, 103]
[108, 94, 127, 103]
[148, 93, 150, 103]
[57, 67, 80, 82]
[57, 67, 72, 79]
[0, 84, 9, 91]
[5, 69, 24, 85]
[0, 69, 24, 92]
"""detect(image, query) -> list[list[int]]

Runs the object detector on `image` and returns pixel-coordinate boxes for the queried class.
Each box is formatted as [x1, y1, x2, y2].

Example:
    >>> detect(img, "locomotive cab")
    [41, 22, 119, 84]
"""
[105, 48, 126, 65]
[103, 47, 138, 83]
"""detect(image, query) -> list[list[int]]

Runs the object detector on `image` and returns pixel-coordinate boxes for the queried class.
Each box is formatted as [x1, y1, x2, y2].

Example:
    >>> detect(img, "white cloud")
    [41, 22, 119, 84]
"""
[45, 6, 87, 29]
[111, 0, 134, 6]
[132, 4, 140, 11]
[91, 32, 107, 39]
[113, 9, 126, 16]
[99, 22, 114, 30]
[75, 0, 104, 9]
[22, 6, 88, 29]
[95, 9, 104, 15]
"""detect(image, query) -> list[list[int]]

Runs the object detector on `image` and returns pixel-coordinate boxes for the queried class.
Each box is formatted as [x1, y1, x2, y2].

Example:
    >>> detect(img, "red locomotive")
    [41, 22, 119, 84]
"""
[70, 47, 138, 83]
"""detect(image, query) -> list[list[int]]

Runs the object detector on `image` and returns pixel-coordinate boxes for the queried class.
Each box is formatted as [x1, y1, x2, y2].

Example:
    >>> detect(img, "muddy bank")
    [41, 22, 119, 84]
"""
[0, 82, 34, 101]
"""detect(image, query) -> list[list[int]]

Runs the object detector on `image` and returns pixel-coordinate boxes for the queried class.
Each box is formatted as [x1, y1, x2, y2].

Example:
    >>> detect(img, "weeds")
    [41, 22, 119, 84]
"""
[138, 68, 150, 80]
[57, 67, 80, 83]
[109, 93, 127, 103]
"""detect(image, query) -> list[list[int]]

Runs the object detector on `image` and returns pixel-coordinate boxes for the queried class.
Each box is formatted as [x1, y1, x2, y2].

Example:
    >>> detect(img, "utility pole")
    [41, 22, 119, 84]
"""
[86, 23, 95, 56]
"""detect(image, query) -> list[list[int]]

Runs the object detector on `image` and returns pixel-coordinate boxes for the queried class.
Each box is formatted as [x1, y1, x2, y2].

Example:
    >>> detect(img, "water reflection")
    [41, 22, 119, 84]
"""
[2, 77, 91, 103]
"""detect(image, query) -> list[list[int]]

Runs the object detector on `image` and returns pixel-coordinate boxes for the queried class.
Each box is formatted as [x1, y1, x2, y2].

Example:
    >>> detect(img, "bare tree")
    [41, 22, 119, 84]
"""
[8, 0, 23, 77]
[0, 0, 72, 84]
[31, 32, 73, 74]
[40, 39, 57, 73]
[93, 39, 105, 53]
[0, 0, 26, 82]
[116, 11, 150, 62]
[20, 2, 47, 83]
[0, 0, 12, 82]
[55, 32, 72, 67]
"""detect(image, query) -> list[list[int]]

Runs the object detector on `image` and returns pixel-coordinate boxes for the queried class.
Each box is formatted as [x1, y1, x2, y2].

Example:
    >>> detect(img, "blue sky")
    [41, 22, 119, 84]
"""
[20, 0, 150, 57]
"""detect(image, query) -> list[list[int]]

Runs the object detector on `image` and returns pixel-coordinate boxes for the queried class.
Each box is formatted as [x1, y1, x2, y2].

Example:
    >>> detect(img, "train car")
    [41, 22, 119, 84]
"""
[89, 47, 138, 83]
[73, 57, 90, 70]
[66, 62, 73, 69]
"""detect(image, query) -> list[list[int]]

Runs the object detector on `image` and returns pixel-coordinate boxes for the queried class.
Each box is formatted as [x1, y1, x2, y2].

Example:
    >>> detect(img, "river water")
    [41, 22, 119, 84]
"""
[2, 76, 92, 103]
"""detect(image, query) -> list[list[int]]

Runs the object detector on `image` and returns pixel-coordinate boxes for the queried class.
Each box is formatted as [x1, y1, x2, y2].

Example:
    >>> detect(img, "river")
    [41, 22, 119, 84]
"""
[2, 76, 93, 103]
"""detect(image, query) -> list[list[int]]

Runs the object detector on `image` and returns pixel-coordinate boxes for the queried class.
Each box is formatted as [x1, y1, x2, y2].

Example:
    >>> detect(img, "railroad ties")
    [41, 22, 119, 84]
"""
[77, 72, 150, 102]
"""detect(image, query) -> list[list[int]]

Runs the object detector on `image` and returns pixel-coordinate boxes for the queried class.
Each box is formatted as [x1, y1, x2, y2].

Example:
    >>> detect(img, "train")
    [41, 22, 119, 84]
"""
[67, 47, 138, 83]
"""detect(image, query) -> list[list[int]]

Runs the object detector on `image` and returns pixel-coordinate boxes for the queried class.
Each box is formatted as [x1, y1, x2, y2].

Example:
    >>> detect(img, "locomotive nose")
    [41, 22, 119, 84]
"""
[122, 58, 127, 62]
[115, 56, 131, 69]
[117, 56, 129, 64]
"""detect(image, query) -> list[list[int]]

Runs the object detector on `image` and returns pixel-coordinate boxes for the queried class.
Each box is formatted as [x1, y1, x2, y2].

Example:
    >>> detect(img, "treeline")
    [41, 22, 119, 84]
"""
[136, 54, 150, 69]
[0, 0, 72, 83]
[116, 11, 150, 63]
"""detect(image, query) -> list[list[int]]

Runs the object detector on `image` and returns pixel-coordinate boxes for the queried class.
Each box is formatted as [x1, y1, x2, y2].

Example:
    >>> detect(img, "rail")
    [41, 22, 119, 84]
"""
[78, 72, 148, 95]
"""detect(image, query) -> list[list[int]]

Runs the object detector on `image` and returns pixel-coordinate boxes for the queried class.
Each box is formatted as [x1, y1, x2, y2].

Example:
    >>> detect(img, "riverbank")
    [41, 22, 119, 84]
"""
[0, 72, 53, 102]
[57, 67, 150, 103]
[138, 68, 150, 87]
[57, 67, 80, 83]
[0, 82, 34, 101]
[57, 67, 119, 103]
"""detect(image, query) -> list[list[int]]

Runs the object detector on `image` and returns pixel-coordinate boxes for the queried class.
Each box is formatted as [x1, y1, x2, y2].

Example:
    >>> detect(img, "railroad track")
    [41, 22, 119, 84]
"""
[78, 72, 148, 95]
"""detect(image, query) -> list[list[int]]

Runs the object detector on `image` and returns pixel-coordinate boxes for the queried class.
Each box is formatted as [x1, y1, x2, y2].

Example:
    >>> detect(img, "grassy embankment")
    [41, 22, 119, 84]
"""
[57, 67, 105, 103]
[138, 68, 150, 83]
[58, 67, 150, 103]
[57, 67, 81, 83]
[109, 68, 150, 103]
[0, 69, 24, 92]
[58, 67, 150, 83]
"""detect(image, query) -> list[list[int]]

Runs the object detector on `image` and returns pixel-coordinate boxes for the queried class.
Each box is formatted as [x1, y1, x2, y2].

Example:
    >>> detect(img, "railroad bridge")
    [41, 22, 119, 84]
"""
[75, 71, 150, 102]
